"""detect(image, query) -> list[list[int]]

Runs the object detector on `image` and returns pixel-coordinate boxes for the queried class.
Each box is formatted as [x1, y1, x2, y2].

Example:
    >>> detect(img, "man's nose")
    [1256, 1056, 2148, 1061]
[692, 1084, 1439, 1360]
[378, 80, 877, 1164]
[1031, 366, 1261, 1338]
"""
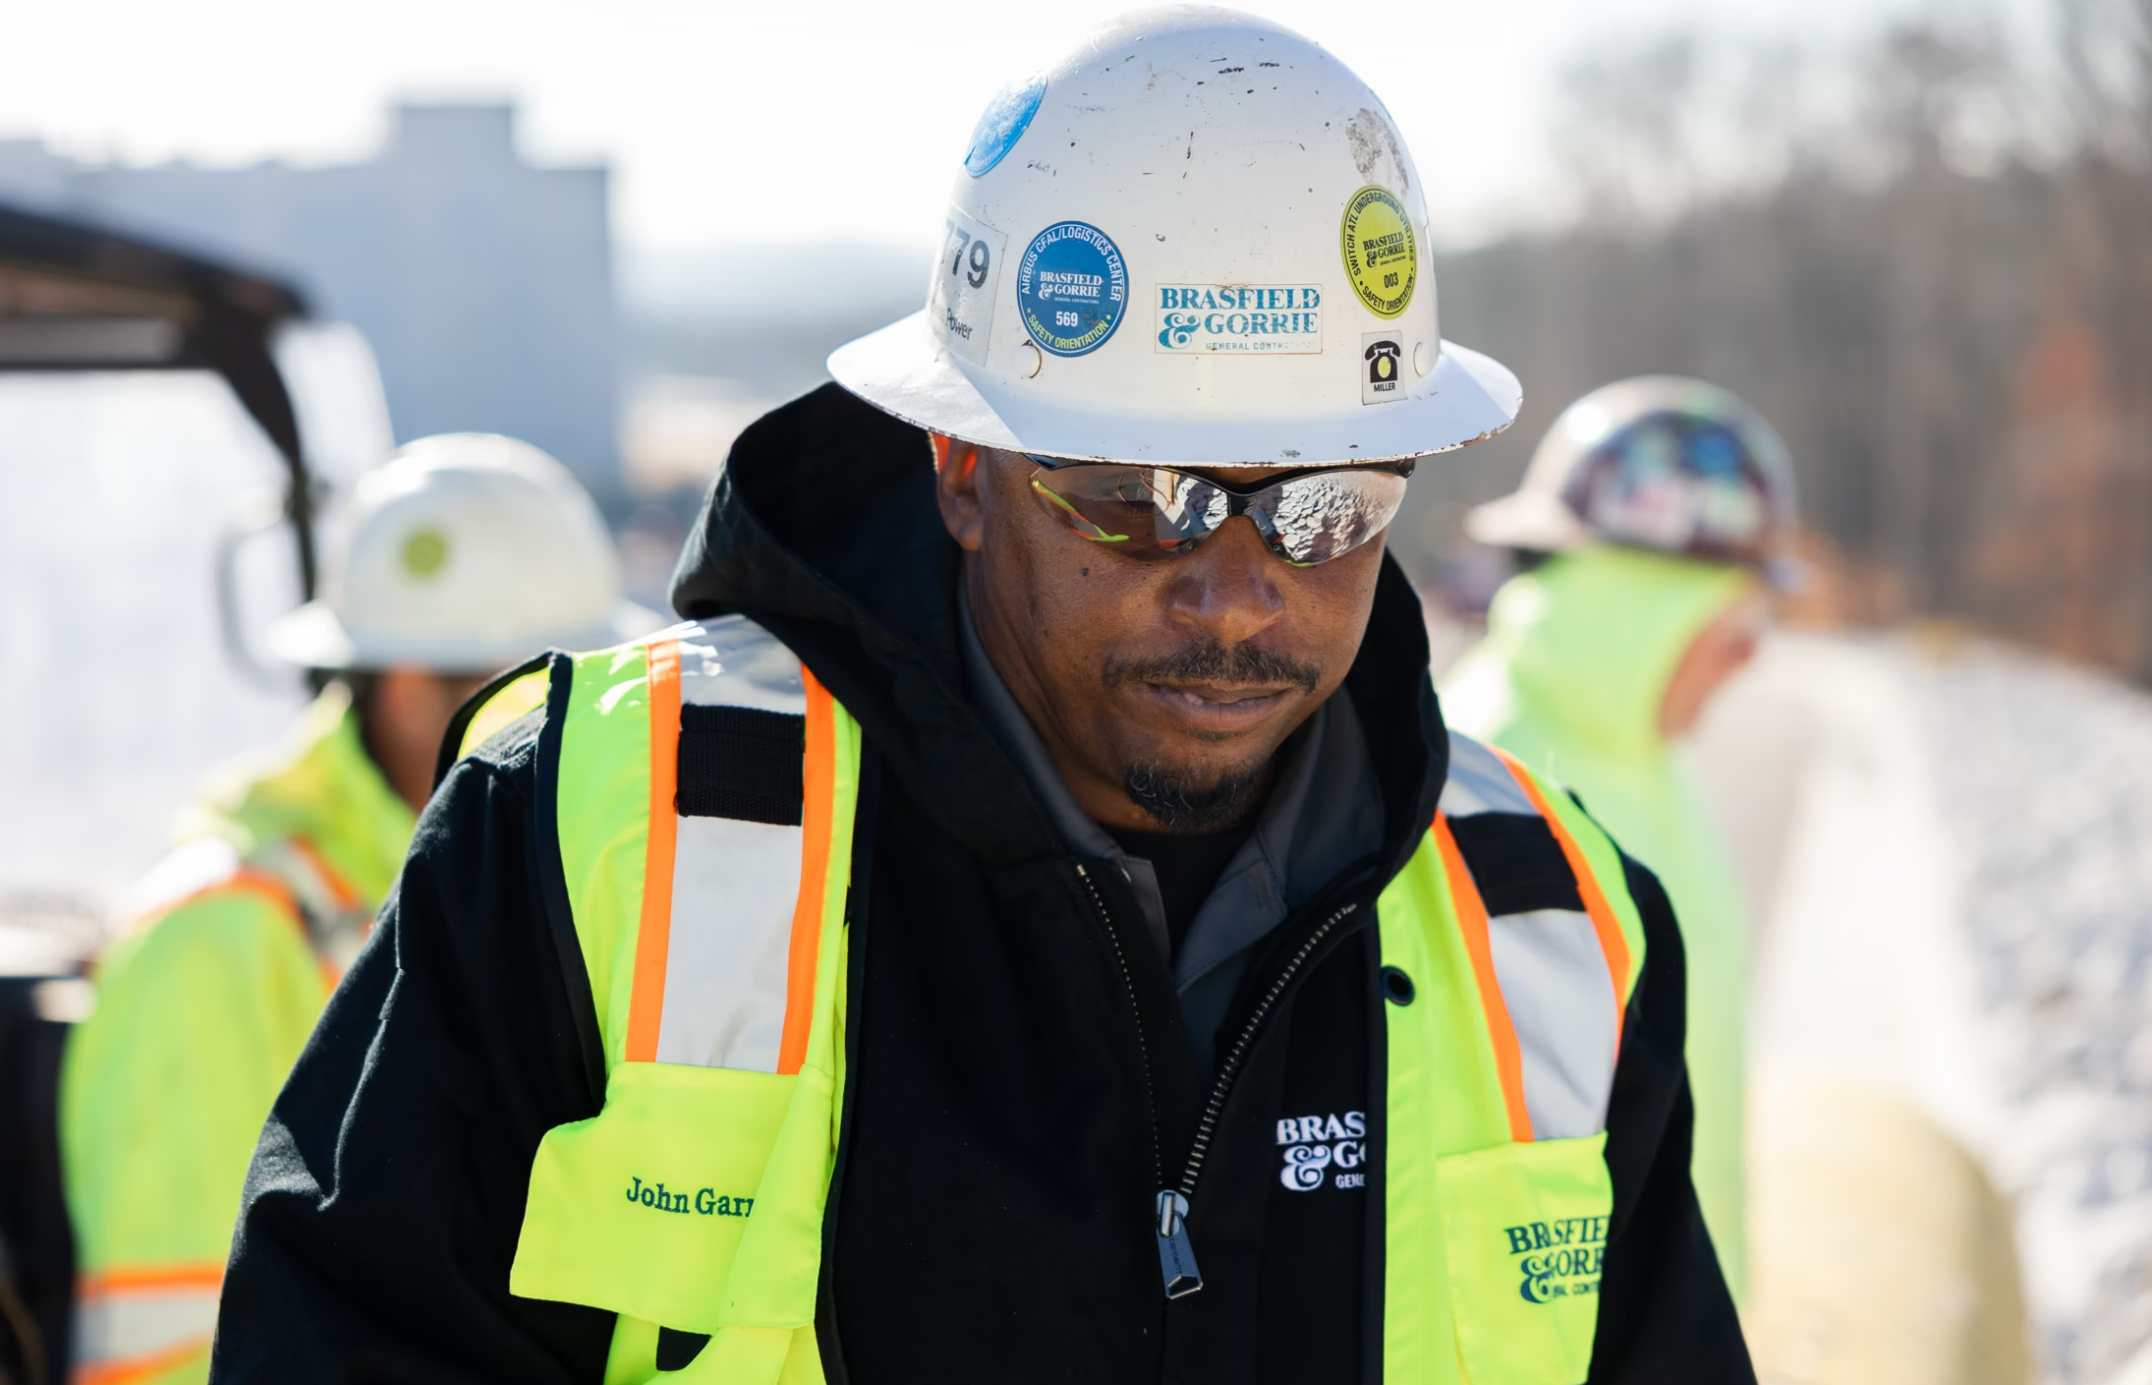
[1165, 516, 1286, 646]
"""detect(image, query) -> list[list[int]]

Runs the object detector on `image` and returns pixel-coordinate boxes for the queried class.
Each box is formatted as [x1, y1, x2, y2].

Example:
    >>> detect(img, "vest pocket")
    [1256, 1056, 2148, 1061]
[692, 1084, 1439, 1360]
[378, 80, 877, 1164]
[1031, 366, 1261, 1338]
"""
[512, 1059, 836, 1336]
[1435, 1134, 1611, 1385]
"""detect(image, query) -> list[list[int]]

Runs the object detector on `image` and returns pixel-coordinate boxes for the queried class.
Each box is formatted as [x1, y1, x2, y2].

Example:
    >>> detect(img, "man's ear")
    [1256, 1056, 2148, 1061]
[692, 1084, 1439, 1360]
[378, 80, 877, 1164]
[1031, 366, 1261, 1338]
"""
[934, 434, 987, 553]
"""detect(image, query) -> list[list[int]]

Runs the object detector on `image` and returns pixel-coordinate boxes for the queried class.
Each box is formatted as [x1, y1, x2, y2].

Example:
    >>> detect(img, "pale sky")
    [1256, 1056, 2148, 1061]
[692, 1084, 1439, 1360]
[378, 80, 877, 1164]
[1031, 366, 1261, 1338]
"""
[3, 0, 1943, 252]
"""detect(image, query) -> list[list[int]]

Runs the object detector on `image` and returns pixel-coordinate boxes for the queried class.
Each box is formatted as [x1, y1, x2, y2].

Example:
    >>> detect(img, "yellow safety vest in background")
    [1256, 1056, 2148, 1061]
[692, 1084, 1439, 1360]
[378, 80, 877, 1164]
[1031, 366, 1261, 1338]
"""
[495, 617, 1649, 1385]
[59, 686, 414, 1385]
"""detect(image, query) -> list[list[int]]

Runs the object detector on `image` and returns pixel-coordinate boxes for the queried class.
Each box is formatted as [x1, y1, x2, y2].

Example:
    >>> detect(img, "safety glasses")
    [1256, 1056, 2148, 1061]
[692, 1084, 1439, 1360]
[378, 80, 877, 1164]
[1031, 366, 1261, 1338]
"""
[1026, 456, 1412, 567]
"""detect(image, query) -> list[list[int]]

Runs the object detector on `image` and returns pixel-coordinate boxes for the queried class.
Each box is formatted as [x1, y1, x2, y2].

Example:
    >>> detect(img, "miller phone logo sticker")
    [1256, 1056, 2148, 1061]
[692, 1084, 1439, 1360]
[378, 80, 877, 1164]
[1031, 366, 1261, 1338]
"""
[1155, 284, 1323, 353]
[1340, 185, 1416, 319]
[1017, 221, 1127, 357]
[1361, 332, 1403, 405]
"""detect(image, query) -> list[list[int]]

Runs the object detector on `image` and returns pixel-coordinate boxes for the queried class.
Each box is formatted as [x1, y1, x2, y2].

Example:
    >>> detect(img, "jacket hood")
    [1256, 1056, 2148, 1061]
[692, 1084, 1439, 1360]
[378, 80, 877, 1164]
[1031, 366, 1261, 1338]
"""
[1444, 544, 1751, 765]
[669, 383, 1445, 873]
[174, 684, 416, 905]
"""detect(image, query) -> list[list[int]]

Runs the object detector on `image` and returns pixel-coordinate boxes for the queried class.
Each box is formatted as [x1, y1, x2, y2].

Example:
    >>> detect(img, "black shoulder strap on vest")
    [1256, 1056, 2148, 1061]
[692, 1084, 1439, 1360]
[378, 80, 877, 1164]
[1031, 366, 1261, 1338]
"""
[676, 704, 806, 825]
[1445, 812, 1586, 917]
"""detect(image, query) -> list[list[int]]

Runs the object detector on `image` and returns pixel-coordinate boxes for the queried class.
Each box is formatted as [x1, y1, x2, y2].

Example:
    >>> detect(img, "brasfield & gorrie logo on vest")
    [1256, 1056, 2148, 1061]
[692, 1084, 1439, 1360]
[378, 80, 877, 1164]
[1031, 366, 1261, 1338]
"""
[626, 1174, 752, 1219]
[1505, 1216, 1607, 1303]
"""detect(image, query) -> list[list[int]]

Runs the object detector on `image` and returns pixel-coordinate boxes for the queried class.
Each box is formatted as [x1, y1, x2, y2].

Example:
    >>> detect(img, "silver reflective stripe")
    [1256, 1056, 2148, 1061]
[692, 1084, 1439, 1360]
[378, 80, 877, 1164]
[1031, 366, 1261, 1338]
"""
[119, 836, 241, 920]
[252, 837, 373, 972]
[661, 816, 801, 1071]
[678, 614, 807, 714]
[75, 1284, 218, 1367]
[1440, 732, 1537, 818]
[1487, 907, 1619, 1139]
[659, 615, 806, 1073]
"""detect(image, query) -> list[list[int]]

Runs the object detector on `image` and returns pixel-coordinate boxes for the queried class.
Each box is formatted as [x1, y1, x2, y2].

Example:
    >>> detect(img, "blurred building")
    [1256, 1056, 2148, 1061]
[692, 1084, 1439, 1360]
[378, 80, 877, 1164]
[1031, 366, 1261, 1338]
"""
[0, 103, 620, 498]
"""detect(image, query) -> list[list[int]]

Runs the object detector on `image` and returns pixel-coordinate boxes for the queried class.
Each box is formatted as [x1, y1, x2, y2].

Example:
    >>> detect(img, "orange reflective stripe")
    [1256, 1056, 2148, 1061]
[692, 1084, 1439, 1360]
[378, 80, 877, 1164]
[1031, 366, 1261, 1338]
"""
[778, 668, 838, 1076]
[75, 1336, 211, 1385]
[77, 1264, 223, 1298]
[137, 868, 298, 932]
[1484, 744, 1634, 1040]
[286, 836, 362, 910]
[1432, 812, 1532, 1144]
[625, 639, 682, 1064]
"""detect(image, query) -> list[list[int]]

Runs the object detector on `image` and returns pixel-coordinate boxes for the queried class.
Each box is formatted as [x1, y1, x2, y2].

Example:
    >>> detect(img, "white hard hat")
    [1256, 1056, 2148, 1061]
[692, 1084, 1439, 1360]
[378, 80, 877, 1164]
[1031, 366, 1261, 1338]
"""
[1467, 376, 1804, 589]
[265, 433, 664, 672]
[829, 6, 1520, 468]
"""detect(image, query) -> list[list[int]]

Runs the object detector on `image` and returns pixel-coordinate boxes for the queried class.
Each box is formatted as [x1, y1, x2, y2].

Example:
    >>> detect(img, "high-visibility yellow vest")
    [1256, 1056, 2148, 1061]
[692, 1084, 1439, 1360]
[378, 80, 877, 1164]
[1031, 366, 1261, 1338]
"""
[62, 688, 410, 1385]
[496, 617, 1645, 1385]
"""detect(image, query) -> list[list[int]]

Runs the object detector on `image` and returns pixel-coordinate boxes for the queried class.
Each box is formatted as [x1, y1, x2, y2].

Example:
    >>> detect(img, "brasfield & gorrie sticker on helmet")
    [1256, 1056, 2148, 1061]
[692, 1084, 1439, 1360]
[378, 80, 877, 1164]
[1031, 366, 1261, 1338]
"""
[963, 75, 1045, 178]
[1017, 221, 1127, 358]
[1340, 185, 1416, 320]
[1155, 285, 1323, 354]
[928, 206, 1007, 367]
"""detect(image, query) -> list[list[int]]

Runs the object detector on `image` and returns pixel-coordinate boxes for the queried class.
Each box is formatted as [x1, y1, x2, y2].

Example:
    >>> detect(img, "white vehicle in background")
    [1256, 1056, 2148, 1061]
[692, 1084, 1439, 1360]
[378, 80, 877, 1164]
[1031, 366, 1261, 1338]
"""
[0, 201, 391, 1385]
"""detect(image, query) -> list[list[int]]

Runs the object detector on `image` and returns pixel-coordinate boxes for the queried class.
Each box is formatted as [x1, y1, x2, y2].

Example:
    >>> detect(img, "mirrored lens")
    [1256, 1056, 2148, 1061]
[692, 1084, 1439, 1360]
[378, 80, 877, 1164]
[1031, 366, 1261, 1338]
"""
[1030, 466, 1229, 553]
[1250, 470, 1408, 565]
[1029, 463, 1406, 565]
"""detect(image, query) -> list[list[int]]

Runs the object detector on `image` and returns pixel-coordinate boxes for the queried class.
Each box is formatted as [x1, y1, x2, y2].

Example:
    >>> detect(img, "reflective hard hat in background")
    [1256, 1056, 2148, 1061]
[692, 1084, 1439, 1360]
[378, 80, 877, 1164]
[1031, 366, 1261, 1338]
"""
[265, 433, 663, 672]
[1468, 376, 1803, 589]
[829, 5, 1521, 468]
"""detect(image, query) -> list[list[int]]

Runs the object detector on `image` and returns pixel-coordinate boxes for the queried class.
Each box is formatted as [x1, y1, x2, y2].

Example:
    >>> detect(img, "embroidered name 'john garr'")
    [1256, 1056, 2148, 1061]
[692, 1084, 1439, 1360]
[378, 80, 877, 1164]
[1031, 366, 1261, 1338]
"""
[625, 1175, 753, 1218]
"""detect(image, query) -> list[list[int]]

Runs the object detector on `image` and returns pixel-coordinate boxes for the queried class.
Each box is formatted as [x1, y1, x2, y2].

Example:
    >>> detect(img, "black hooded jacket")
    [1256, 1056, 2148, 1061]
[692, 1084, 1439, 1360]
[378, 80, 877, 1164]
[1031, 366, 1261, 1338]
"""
[211, 385, 1751, 1384]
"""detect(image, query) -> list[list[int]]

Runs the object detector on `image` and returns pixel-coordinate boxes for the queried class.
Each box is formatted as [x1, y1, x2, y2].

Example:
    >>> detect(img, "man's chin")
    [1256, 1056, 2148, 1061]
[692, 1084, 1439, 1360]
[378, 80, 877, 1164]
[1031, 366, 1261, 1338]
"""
[1122, 754, 1272, 834]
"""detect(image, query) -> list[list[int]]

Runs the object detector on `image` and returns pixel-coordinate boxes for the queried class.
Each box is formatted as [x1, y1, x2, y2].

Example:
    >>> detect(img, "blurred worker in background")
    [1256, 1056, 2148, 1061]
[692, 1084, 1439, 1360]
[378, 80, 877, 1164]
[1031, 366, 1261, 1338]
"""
[60, 434, 656, 1385]
[1442, 376, 1800, 1300]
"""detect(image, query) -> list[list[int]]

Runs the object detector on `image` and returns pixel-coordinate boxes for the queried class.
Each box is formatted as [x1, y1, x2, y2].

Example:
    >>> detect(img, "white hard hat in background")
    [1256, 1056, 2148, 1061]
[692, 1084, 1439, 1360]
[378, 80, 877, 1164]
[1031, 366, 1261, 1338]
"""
[1467, 376, 1805, 590]
[265, 433, 664, 672]
[829, 5, 1521, 468]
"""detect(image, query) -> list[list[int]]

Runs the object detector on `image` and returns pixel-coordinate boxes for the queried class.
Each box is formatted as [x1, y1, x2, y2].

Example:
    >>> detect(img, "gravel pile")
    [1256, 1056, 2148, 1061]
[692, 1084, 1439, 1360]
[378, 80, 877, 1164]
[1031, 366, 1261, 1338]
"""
[1914, 644, 2152, 1384]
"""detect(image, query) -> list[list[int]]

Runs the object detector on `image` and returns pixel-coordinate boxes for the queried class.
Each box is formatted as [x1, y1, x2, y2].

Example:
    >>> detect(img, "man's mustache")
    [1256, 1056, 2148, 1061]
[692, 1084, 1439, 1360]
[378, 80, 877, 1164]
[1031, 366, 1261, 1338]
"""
[1102, 640, 1322, 694]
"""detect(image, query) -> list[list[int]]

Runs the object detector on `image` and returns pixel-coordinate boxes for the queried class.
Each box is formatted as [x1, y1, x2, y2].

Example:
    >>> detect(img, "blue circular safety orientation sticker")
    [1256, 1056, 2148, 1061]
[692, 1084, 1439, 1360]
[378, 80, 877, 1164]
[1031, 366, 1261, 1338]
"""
[1016, 221, 1127, 357]
[963, 76, 1046, 178]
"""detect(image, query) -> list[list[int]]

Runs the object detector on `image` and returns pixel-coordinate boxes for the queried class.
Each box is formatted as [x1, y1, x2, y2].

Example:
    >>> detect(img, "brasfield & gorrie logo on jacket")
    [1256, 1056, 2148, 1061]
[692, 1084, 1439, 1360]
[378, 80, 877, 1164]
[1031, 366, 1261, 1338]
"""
[1275, 1111, 1367, 1191]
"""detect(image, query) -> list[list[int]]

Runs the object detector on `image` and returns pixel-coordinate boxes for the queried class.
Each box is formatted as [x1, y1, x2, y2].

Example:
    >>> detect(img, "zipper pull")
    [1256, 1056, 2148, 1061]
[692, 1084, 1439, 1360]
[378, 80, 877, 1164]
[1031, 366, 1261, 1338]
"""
[1154, 1189, 1204, 1300]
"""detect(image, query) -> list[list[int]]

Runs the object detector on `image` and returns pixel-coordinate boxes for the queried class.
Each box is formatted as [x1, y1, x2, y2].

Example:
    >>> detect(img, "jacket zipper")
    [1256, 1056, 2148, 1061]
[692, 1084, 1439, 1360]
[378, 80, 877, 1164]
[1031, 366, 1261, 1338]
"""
[1074, 863, 1192, 1299]
[1079, 857, 1361, 1302]
[1177, 899, 1358, 1210]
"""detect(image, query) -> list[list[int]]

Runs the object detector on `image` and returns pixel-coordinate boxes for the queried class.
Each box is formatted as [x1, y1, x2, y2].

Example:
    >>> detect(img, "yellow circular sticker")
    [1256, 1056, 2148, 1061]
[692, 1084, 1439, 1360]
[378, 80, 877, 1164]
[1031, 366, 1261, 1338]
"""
[1340, 185, 1416, 320]
[401, 526, 449, 579]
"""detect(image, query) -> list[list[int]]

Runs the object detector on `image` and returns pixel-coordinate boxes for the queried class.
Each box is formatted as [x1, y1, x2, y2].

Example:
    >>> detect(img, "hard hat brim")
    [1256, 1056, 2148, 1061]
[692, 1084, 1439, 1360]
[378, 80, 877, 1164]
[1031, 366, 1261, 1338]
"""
[1464, 491, 1591, 553]
[263, 597, 668, 674]
[1469, 492, 1812, 593]
[828, 310, 1521, 467]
